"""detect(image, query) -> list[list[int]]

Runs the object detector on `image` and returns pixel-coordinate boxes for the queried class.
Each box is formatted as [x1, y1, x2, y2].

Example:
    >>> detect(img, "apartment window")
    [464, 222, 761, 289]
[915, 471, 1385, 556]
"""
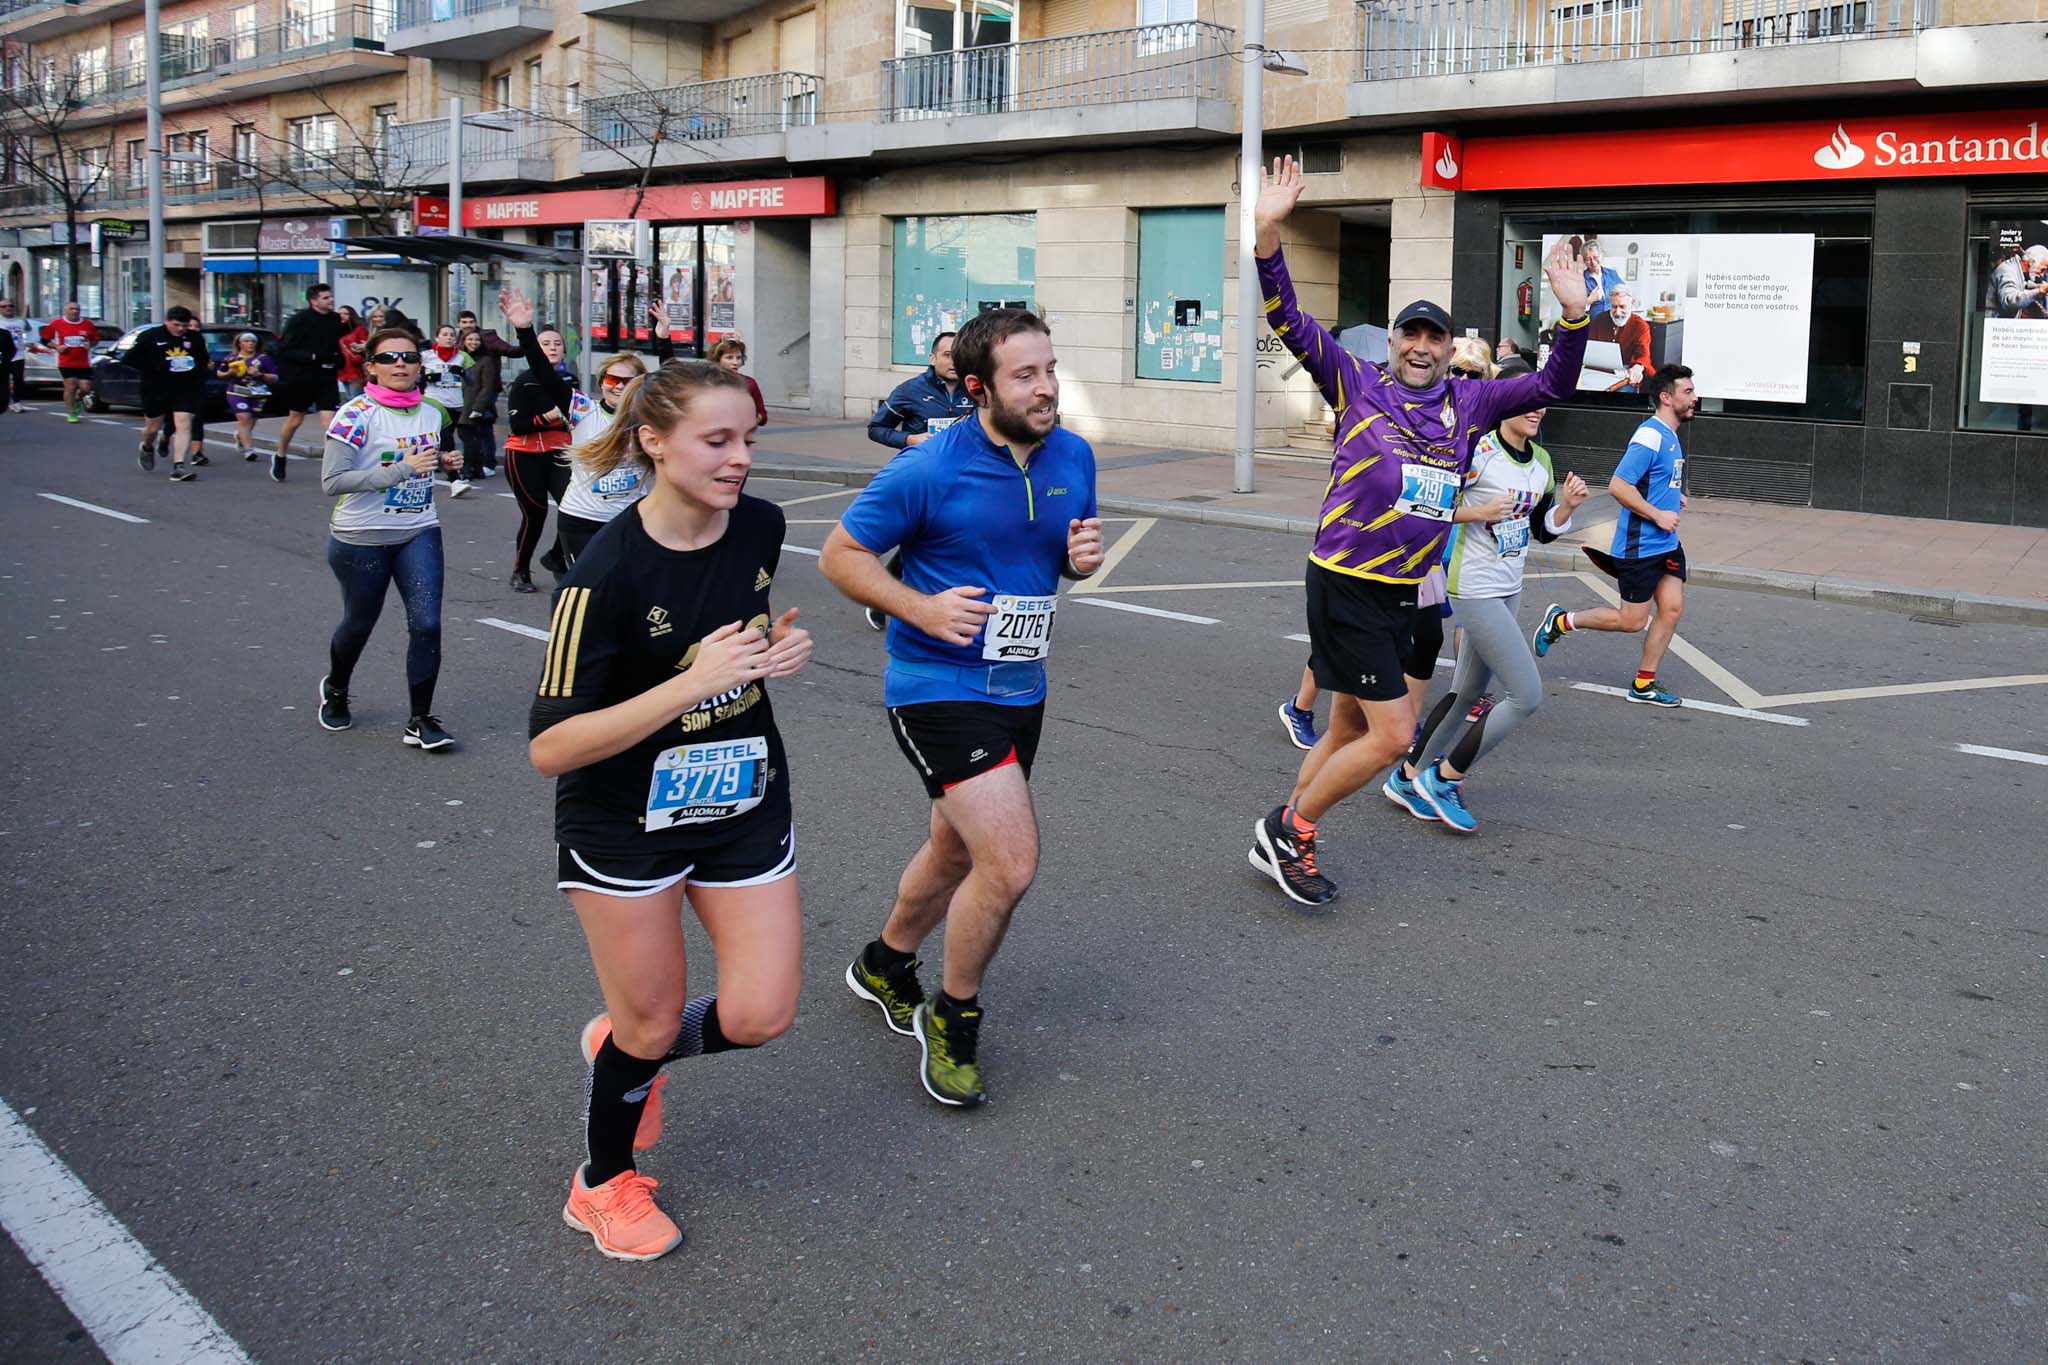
[126, 137, 146, 188]
[490, 71, 510, 108]
[372, 104, 397, 173]
[70, 48, 109, 99]
[287, 0, 339, 49]
[564, 81, 581, 114]
[166, 131, 209, 186]
[163, 17, 212, 78]
[287, 115, 338, 169]
[232, 5, 260, 61]
[232, 124, 259, 180]
[77, 145, 109, 191]
[123, 35, 144, 79]
[525, 57, 544, 111]
[1139, 0, 1195, 23]
[890, 214, 1036, 365]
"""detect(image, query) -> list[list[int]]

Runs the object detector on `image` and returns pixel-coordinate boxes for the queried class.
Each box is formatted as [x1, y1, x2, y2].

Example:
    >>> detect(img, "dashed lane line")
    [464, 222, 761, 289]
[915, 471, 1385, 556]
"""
[1073, 597, 1218, 625]
[1570, 682, 1810, 727]
[477, 617, 552, 642]
[774, 487, 862, 507]
[1, 1097, 253, 1365]
[783, 545, 822, 557]
[1955, 743, 2048, 767]
[36, 493, 149, 524]
[1758, 675, 2048, 708]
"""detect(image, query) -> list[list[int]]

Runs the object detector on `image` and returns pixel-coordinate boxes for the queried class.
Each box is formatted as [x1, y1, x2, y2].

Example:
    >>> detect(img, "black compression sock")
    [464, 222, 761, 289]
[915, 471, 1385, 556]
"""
[663, 994, 750, 1060]
[1406, 692, 1460, 770]
[409, 678, 436, 717]
[863, 938, 916, 974]
[937, 990, 979, 1018]
[584, 1036, 663, 1186]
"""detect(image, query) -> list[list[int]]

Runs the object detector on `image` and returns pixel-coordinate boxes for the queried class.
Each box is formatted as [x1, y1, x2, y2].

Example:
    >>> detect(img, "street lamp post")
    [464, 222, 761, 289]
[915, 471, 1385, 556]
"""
[144, 0, 163, 314]
[446, 94, 462, 320]
[1231, 8, 1308, 495]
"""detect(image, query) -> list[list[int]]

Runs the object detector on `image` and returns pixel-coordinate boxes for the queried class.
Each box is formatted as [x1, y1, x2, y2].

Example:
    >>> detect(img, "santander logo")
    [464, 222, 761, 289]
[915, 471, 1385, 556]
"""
[1813, 124, 1866, 171]
[1434, 146, 1459, 179]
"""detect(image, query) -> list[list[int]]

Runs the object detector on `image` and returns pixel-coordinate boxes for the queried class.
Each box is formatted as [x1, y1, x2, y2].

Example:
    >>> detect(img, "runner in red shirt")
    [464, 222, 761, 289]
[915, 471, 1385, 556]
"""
[39, 302, 100, 423]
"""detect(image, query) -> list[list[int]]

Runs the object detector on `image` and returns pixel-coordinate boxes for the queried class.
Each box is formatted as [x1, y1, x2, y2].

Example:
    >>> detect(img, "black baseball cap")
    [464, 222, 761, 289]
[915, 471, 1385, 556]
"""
[1393, 300, 1453, 334]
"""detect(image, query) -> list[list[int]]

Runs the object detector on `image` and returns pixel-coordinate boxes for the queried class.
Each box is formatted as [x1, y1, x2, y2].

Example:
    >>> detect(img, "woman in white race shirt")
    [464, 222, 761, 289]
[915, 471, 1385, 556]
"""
[1382, 354, 1590, 833]
[497, 288, 677, 585]
[316, 326, 464, 751]
[420, 324, 474, 496]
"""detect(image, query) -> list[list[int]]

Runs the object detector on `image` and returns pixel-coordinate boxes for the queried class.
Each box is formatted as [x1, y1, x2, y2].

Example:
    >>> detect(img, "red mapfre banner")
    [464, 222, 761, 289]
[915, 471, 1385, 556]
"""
[462, 177, 835, 229]
[1460, 111, 2048, 191]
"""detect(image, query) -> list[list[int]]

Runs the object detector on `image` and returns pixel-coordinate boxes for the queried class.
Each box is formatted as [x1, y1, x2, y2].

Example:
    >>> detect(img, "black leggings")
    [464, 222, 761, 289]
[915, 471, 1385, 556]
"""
[506, 447, 570, 574]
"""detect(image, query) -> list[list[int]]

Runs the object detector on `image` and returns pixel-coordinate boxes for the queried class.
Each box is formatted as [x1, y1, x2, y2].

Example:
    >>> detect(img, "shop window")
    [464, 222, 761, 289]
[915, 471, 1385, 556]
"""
[1500, 209, 1870, 422]
[890, 213, 1036, 366]
[1135, 207, 1223, 383]
[1961, 207, 2048, 435]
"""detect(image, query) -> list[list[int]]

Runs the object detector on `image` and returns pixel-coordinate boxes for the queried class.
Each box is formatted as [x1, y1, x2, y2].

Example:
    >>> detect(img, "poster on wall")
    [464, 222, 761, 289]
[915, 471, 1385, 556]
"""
[1539, 230, 1815, 402]
[331, 263, 435, 327]
[1976, 218, 2048, 407]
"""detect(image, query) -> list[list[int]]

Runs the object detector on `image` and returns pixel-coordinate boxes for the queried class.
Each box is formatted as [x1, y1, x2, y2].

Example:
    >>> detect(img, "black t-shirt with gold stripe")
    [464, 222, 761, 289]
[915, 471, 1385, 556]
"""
[531, 496, 790, 857]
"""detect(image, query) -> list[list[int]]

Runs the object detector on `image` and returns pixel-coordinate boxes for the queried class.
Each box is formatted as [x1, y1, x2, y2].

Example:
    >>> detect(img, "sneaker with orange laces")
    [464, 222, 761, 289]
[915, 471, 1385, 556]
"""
[561, 1167, 683, 1261]
[1249, 805, 1338, 906]
[579, 1014, 665, 1153]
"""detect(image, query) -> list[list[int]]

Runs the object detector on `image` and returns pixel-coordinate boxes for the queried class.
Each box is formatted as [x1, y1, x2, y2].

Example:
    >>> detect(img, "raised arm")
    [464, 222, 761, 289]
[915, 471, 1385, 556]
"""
[1253, 155, 1363, 412]
[1470, 240, 1591, 430]
[501, 288, 577, 413]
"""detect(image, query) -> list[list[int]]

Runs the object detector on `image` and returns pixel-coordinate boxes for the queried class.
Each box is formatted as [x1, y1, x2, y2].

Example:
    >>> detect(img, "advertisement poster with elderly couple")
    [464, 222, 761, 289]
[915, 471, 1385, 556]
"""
[1978, 217, 2048, 408]
[1535, 230, 1816, 404]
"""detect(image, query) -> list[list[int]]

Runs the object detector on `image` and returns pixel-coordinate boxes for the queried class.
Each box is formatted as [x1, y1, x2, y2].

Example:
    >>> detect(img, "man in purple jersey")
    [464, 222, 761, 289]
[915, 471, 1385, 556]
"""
[1246, 156, 1590, 906]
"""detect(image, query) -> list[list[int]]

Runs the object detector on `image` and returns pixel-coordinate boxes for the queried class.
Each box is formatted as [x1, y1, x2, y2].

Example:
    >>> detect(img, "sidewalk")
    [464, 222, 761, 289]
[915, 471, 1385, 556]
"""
[738, 412, 2048, 627]
[250, 407, 2048, 624]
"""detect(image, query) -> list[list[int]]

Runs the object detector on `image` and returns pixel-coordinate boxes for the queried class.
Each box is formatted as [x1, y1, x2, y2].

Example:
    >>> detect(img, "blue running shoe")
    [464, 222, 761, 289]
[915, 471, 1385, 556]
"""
[1277, 700, 1318, 751]
[1532, 603, 1567, 658]
[1415, 762, 1477, 834]
[1627, 680, 1681, 708]
[1381, 765, 1439, 822]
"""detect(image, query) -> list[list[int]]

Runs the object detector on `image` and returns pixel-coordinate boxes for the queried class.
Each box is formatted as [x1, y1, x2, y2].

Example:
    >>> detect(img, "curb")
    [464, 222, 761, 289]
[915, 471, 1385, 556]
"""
[750, 460, 2048, 628]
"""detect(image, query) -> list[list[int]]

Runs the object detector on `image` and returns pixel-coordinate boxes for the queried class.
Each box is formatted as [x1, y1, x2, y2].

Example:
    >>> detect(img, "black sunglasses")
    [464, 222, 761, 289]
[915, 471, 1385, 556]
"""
[1450, 366, 1484, 378]
[371, 350, 422, 364]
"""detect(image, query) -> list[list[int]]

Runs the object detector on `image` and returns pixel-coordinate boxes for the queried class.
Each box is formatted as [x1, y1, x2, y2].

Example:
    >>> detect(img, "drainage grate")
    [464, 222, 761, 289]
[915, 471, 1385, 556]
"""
[1175, 494, 1219, 504]
[1909, 613, 1964, 628]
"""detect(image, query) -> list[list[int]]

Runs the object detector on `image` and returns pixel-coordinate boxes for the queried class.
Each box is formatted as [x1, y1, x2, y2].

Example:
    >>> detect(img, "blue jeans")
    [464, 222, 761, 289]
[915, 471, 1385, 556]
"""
[327, 527, 443, 716]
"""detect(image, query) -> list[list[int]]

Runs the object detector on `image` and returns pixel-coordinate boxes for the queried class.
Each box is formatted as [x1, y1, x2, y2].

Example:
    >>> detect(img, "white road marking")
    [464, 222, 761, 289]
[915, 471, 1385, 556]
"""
[1571, 682, 1809, 727]
[35, 494, 148, 524]
[1954, 743, 2048, 767]
[773, 487, 861, 507]
[1285, 632, 1310, 643]
[1073, 597, 1218, 625]
[1, 1096, 253, 1365]
[1080, 579, 1300, 595]
[1759, 675, 2048, 708]
[783, 545, 821, 558]
[1569, 571, 1769, 710]
[1065, 518, 1156, 596]
[91, 419, 127, 427]
[477, 616, 551, 642]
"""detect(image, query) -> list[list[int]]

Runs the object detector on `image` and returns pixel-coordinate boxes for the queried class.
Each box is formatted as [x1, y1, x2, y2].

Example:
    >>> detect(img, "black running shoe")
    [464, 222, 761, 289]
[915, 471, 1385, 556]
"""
[846, 951, 926, 1036]
[242, 447, 260, 462]
[1249, 806, 1337, 906]
[269, 452, 287, 483]
[137, 441, 155, 472]
[539, 545, 567, 576]
[913, 1000, 985, 1107]
[168, 465, 197, 483]
[403, 715, 454, 751]
[509, 569, 538, 594]
[190, 450, 210, 467]
[864, 606, 886, 632]
[318, 675, 351, 732]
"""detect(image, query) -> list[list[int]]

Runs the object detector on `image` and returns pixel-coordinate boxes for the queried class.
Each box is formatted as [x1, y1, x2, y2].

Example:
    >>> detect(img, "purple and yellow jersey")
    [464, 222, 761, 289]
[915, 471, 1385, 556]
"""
[1259, 247, 1588, 585]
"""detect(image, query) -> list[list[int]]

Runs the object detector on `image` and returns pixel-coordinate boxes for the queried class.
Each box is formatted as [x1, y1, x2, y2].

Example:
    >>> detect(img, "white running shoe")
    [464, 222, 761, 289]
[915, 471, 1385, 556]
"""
[449, 478, 473, 499]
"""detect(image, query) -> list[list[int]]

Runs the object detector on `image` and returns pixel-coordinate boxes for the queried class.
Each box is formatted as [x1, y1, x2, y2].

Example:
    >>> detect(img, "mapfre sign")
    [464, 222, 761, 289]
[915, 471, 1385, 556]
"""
[462, 177, 835, 229]
[1452, 112, 2048, 191]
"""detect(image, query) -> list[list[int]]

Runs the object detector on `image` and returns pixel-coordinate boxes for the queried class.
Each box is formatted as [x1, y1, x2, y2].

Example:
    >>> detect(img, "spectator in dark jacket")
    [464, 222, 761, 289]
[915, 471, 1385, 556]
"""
[272, 282, 346, 483]
[0, 323, 14, 413]
[457, 309, 522, 359]
[456, 327, 502, 481]
[867, 330, 973, 449]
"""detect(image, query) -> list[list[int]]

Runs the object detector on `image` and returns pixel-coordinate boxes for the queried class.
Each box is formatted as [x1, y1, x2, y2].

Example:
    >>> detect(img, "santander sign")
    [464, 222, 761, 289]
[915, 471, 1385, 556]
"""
[1461, 112, 2048, 191]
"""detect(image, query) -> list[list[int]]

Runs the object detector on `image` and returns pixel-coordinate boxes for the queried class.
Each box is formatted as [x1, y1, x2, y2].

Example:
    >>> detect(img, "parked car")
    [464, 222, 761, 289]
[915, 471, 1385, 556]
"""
[21, 318, 118, 392]
[88, 325, 283, 418]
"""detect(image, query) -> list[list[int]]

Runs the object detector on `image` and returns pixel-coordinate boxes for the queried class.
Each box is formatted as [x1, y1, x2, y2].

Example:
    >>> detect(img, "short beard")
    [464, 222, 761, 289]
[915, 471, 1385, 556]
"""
[987, 395, 1049, 447]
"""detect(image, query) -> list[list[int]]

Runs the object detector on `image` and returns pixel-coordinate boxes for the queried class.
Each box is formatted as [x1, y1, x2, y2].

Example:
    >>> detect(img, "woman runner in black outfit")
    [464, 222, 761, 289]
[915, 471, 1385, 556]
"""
[530, 360, 813, 1261]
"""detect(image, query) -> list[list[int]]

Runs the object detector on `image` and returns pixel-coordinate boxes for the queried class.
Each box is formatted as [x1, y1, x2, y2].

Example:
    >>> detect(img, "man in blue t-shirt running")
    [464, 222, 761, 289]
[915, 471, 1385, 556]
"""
[1532, 363, 1697, 707]
[821, 308, 1104, 1109]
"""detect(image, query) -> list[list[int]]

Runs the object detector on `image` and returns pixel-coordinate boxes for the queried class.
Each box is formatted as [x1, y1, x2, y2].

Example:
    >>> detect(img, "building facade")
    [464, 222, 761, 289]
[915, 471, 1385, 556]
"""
[3, 0, 2042, 523]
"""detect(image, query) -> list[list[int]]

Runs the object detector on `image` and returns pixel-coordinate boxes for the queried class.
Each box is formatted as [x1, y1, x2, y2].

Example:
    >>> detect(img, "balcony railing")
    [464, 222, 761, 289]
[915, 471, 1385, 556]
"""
[82, 5, 392, 99]
[386, 107, 557, 174]
[881, 20, 1233, 121]
[392, 0, 528, 24]
[582, 71, 821, 150]
[1353, 0, 1942, 79]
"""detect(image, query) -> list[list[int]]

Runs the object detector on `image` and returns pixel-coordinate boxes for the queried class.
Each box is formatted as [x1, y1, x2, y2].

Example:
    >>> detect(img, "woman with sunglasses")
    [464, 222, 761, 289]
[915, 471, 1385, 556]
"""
[1382, 355, 1590, 832]
[316, 328, 464, 751]
[500, 289, 675, 588]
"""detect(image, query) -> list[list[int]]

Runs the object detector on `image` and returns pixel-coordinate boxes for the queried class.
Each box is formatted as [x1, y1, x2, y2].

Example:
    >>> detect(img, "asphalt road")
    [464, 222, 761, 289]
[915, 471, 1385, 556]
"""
[2, 409, 2045, 1363]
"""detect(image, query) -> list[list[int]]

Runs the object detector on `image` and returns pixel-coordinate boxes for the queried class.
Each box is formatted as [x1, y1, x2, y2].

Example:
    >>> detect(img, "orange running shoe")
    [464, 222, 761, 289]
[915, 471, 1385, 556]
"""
[561, 1167, 683, 1262]
[579, 1014, 665, 1152]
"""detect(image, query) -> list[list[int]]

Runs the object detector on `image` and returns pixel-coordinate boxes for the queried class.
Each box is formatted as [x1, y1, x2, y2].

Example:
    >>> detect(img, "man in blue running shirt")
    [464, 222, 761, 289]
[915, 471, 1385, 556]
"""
[1532, 363, 1697, 707]
[821, 308, 1104, 1109]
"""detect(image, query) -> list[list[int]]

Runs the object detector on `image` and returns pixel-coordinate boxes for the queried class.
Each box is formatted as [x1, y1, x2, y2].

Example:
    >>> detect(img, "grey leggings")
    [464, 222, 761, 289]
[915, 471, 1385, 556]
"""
[1412, 591, 1543, 776]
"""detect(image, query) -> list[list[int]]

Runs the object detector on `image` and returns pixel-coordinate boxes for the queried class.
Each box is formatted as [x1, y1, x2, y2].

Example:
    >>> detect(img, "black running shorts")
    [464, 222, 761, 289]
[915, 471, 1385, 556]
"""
[1612, 546, 1687, 604]
[888, 700, 1044, 800]
[1304, 562, 1418, 703]
[59, 365, 91, 381]
[282, 371, 340, 415]
[142, 389, 205, 418]
[557, 823, 796, 898]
